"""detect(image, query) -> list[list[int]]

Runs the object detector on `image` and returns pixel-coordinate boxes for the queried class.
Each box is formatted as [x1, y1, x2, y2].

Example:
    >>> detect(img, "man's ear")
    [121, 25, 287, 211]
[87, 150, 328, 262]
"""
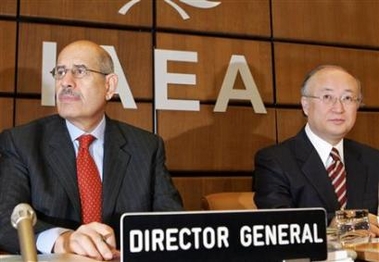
[301, 96, 309, 116]
[105, 73, 118, 101]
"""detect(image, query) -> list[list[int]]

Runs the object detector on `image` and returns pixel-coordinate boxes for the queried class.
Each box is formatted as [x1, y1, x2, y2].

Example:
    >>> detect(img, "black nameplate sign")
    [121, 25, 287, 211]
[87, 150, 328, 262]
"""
[120, 208, 327, 262]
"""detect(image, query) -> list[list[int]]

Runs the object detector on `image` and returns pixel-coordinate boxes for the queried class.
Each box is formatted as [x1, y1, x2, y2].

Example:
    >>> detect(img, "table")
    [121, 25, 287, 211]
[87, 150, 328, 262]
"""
[0, 242, 377, 261]
[354, 241, 379, 262]
[0, 253, 120, 261]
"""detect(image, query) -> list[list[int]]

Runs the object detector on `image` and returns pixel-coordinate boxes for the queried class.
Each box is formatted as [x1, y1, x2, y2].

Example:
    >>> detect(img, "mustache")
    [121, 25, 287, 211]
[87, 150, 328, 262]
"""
[58, 87, 81, 98]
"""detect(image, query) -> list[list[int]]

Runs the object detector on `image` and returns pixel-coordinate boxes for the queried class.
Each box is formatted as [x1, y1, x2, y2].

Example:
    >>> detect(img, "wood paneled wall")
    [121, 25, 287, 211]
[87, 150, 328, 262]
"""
[1, 0, 379, 211]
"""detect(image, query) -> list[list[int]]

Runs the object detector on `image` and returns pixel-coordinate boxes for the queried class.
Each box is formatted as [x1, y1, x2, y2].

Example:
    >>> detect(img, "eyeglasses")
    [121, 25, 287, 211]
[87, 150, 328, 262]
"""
[50, 65, 109, 80]
[303, 94, 361, 106]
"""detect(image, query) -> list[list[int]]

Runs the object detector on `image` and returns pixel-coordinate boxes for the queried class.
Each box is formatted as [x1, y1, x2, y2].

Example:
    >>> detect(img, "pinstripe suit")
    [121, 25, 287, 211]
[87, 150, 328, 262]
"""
[0, 114, 183, 253]
[254, 128, 379, 224]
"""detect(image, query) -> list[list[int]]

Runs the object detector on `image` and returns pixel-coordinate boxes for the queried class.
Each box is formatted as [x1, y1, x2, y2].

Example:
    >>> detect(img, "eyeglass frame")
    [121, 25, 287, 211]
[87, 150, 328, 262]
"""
[302, 94, 362, 106]
[50, 64, 110, 80]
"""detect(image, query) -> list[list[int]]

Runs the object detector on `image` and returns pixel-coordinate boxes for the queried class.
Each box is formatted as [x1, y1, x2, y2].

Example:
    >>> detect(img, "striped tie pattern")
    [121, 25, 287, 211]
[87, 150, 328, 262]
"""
[76, 134, 102, 224]
[327, 147, 347, 209]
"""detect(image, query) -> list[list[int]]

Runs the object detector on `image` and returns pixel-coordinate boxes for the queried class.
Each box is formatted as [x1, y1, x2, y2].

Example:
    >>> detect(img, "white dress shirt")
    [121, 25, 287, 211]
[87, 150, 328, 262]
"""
[304, 123, 345, 169]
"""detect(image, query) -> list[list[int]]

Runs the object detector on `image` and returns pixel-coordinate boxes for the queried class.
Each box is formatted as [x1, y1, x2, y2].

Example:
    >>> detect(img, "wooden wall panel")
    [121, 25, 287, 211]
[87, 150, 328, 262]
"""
[173, 176, 252, 211]
[0, 0, 17, 15]
[0, 21, 16, 92]
[17, 23, 152, 100]
[20, 0, 152, 27]
[156, 33, 273, 103]
[276, 109, 306, 143]
[158, 106, 276, 171]
[348, 112, 379, 150]
[15, 99, 57, 126]
[275, 43, 379, 107]
[272, 0, 379, 47]
[157, 0, 270, 37]
[0, 98, 14, 131]
[276, 109, 379, 151]
[105, 101, 153, 132]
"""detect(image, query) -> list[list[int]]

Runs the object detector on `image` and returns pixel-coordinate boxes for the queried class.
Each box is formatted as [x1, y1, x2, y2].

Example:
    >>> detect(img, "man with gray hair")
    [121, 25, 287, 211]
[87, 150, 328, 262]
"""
[254, 65, 379, 236]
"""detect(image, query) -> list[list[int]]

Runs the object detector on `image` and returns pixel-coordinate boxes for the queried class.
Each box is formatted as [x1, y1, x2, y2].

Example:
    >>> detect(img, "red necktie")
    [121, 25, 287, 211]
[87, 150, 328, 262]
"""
[76, 134, 102, 223]
[327, 148, 347, 209]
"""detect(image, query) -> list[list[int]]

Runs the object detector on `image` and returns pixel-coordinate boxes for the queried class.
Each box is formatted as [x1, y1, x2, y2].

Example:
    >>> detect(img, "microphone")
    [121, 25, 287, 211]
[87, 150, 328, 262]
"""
[11, 203, 38, 262]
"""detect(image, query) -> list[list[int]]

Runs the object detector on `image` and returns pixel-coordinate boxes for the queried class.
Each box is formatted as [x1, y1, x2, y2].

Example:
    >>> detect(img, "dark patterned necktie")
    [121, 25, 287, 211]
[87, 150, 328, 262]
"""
[76, 134, 102, 223]
[327, 147, 347, 209]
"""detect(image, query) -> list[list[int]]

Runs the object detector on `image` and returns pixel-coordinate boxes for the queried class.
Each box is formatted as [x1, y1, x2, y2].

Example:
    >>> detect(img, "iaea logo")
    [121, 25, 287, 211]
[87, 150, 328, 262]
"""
[118, 0, 221, 20]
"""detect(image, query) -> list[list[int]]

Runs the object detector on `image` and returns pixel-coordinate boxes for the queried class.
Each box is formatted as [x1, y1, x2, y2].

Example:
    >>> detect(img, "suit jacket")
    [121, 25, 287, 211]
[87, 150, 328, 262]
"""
[0, 114, 183, 253]
[254, 128, 379, 224]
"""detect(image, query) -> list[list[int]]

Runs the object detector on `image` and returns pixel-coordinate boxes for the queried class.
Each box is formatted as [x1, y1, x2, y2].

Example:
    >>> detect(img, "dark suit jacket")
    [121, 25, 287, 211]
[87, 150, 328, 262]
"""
[254, 128, 379, 224]
[0, 114, 183, 253]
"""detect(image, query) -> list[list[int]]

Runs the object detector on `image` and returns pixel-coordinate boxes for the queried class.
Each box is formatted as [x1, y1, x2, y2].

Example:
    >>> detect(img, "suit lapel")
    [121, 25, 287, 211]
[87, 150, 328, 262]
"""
[343, 142, 366, 208]
[102, 119, 131, 219]
[294, 130, 340, 210]
[44, 117, 81, 217]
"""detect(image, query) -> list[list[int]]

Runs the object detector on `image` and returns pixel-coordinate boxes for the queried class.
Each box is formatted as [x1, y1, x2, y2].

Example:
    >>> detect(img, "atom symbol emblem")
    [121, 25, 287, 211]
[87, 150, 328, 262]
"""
[118, 0, 221, 20]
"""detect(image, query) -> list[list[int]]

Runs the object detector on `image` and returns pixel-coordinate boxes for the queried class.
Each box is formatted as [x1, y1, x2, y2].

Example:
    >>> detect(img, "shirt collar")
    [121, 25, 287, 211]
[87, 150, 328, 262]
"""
[66, 116, 106, 143]
[304, 123, 344, 167]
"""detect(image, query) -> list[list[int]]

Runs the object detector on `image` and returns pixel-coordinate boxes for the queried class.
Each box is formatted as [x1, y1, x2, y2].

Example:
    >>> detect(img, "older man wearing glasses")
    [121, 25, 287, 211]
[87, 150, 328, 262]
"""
[253, 65, 379, 237]
[0, 40, 183, 260]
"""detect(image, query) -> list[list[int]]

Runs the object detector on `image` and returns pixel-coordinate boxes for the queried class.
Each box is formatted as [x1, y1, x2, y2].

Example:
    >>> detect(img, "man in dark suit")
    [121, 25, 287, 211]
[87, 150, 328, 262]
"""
[0, 40, 183, 260]
[254, 65, 379, 236]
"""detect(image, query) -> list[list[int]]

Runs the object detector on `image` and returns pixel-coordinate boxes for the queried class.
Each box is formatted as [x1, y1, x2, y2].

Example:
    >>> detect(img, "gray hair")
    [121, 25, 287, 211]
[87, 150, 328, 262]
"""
[300, 65, 362, 100]
[98, 48, 114, 74]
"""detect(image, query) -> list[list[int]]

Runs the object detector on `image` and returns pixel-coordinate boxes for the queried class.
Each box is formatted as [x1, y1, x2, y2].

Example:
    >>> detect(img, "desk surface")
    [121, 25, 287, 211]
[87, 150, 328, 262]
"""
[0, 243, 377, 262]
[354, 241, 379, 262]
[0, 253, 120, 262]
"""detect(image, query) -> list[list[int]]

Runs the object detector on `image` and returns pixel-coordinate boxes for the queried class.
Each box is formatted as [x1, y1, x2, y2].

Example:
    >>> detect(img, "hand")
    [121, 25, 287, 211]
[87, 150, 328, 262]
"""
[368, 213, 379, 237]
[330, 213, 379, 237]
[53, 222, 120, 261]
